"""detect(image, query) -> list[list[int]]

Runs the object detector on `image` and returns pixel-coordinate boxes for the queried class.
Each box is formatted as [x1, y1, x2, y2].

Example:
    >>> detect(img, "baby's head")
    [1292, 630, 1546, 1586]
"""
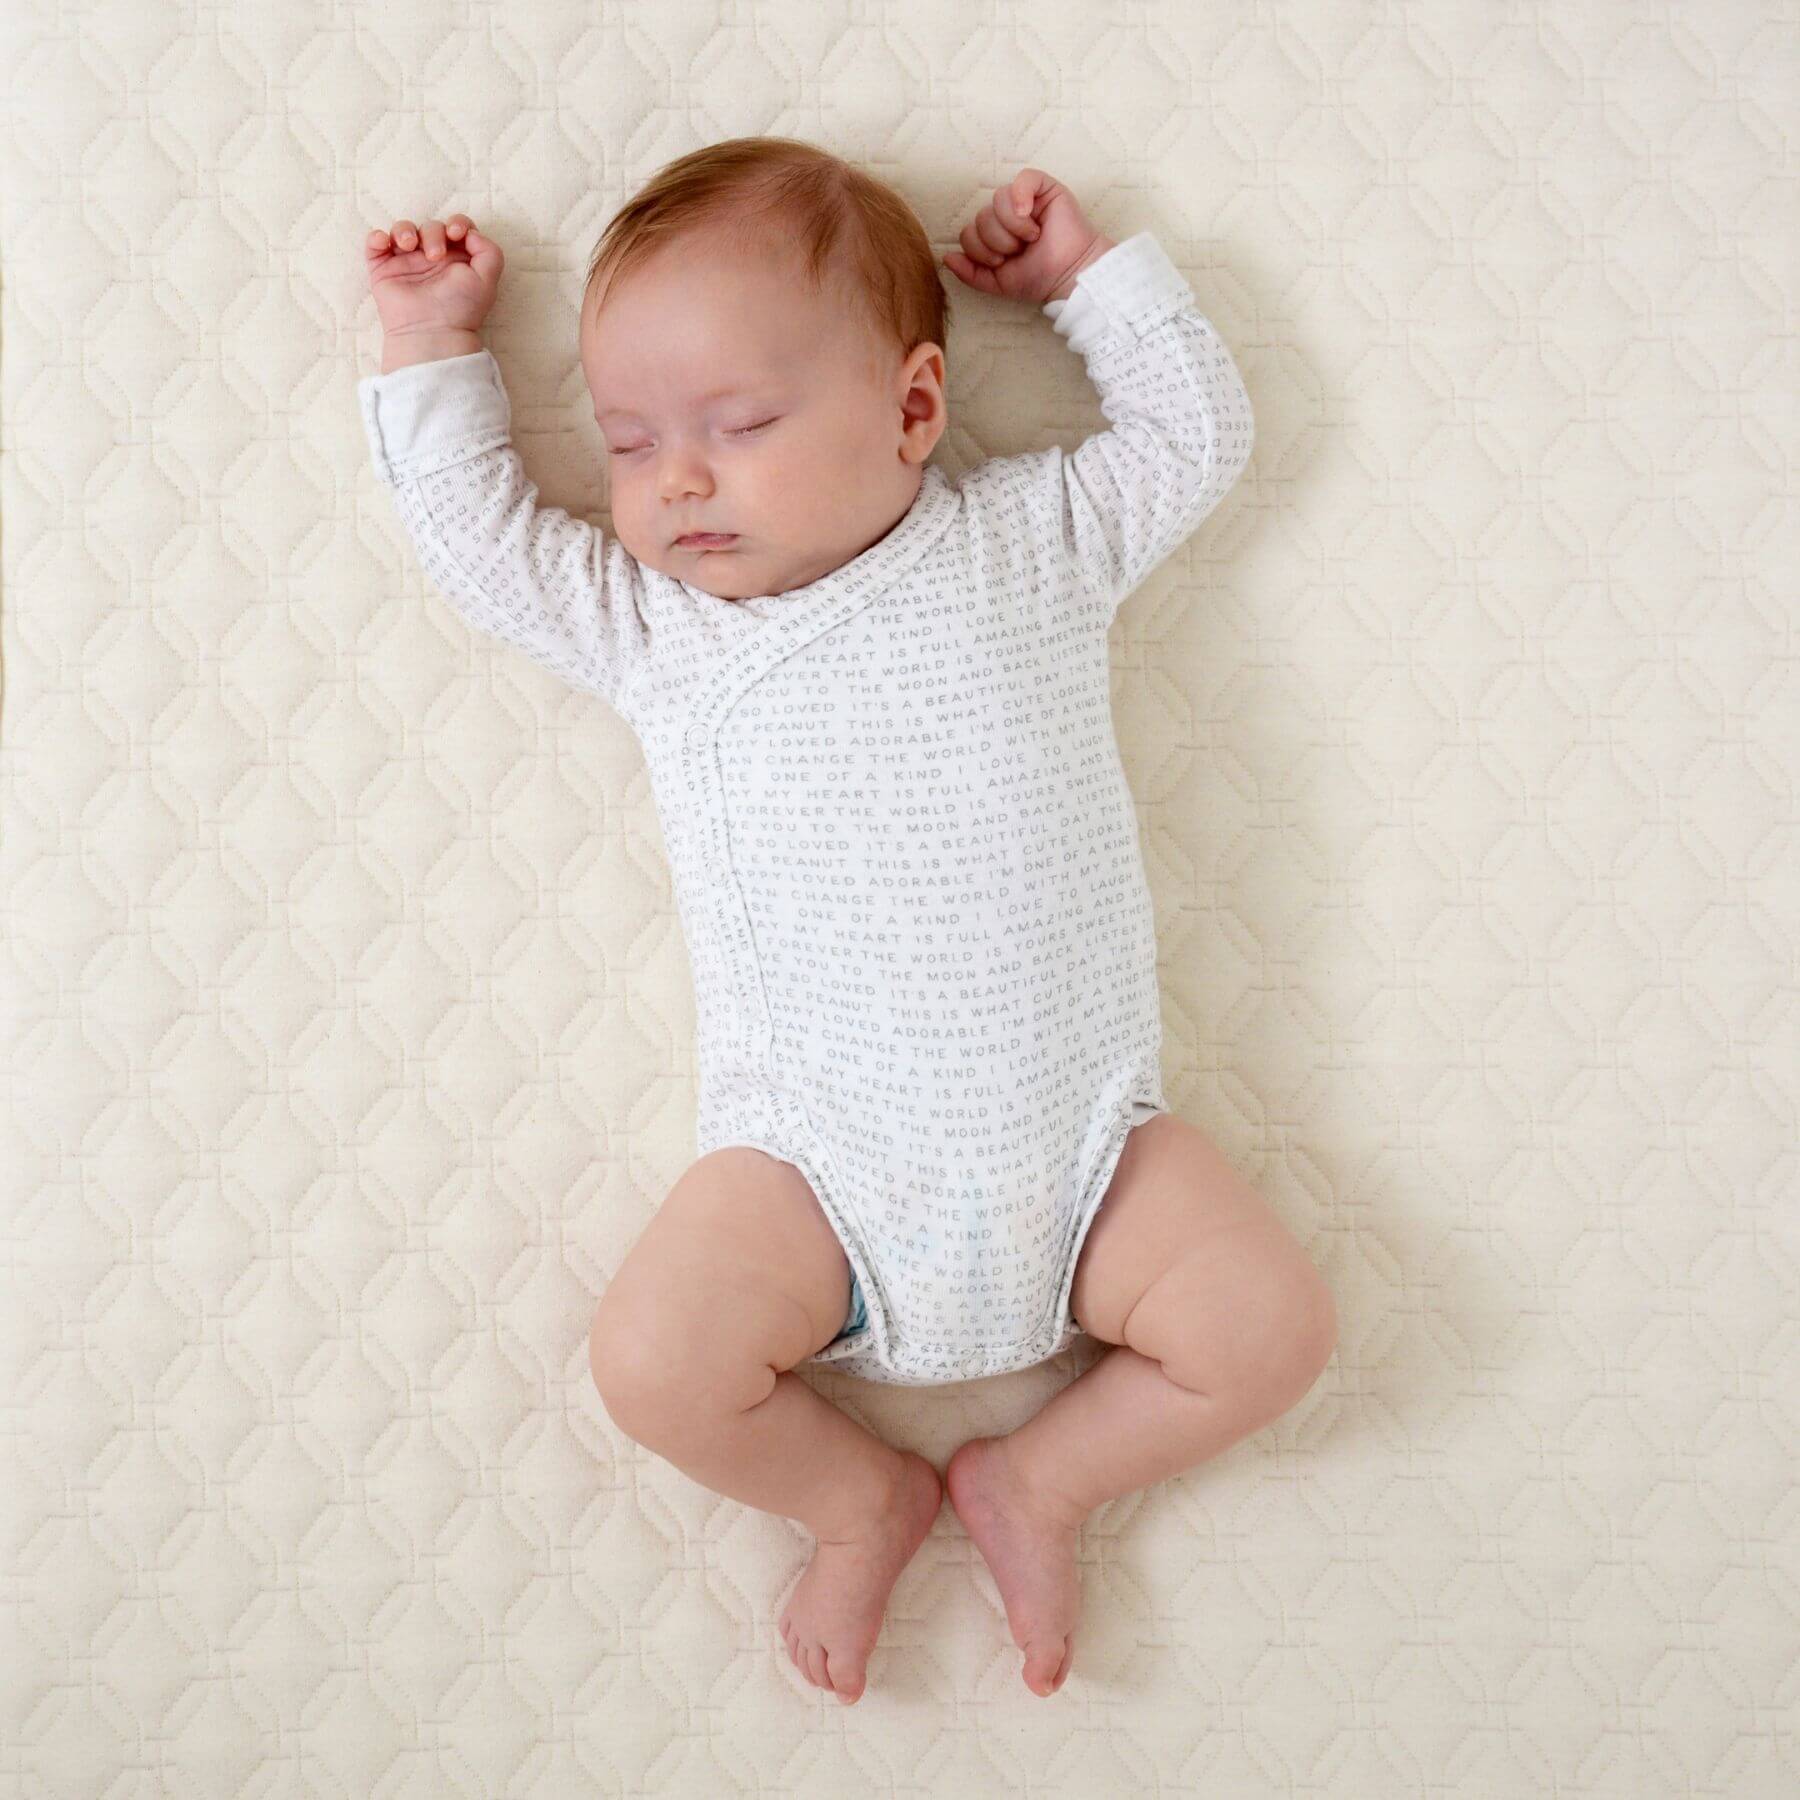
[578, 137, 950, 601]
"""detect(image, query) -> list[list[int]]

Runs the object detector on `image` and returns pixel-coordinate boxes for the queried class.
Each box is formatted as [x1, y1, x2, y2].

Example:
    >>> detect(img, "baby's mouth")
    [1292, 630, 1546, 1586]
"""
[675, 532, 738, 550]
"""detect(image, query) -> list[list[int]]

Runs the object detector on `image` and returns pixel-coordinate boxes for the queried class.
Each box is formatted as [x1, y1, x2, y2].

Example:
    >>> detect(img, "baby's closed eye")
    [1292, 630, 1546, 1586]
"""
[607, 417, 780, 456]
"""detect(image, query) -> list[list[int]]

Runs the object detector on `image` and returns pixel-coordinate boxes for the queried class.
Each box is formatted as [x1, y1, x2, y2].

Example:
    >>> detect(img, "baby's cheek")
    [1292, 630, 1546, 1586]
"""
[611, 501, 649, 560]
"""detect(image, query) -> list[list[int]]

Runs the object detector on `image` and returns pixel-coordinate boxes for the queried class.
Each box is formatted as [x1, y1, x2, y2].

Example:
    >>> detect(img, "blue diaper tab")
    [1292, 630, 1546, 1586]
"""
[836, 1268, 868, 1341]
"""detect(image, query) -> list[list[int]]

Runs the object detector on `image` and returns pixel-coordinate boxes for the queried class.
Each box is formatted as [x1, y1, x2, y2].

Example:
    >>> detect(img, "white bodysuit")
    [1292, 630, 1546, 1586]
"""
[358, 230, 1253, 1386]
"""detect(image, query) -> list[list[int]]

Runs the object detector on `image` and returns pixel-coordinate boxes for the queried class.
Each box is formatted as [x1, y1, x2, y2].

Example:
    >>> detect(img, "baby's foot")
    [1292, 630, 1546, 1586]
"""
[778, 1450, 943, 1705]
[945, 1434, 1083, 1697]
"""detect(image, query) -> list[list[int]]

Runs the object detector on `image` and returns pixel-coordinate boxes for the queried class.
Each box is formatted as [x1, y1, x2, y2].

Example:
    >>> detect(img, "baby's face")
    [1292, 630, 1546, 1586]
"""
[579, 231, 946, 601]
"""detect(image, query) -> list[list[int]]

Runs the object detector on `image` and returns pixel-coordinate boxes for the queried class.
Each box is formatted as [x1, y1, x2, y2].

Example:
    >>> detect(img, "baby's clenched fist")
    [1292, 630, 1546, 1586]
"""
[364, 213, 505, 350]
[942, 171, 1112, 307]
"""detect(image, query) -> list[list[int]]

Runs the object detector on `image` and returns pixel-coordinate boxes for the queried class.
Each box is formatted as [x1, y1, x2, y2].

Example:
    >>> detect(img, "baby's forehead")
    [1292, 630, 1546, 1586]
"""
[584, 235, 879, 366]
[582, 295, 879, 409]
[583, 326, 796, 410]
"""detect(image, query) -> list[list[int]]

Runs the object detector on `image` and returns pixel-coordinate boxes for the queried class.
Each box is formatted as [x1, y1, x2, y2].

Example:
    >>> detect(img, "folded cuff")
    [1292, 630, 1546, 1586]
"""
[357, 346, 512, 485]
[1043, 230, 1195, 358]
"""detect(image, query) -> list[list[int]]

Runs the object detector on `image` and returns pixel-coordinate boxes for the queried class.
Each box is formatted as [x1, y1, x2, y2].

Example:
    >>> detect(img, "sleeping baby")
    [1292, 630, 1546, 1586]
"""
[358, 136, 1335, 1706]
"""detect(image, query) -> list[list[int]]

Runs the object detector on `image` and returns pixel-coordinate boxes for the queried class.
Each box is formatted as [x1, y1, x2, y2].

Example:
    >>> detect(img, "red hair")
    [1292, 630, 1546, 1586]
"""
[582, 136, 950, 379]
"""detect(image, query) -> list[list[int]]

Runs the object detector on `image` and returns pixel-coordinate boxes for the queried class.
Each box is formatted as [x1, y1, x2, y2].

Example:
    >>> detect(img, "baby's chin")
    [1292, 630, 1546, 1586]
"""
[664, 547, 753, 598]
[643, 542, 815, 601]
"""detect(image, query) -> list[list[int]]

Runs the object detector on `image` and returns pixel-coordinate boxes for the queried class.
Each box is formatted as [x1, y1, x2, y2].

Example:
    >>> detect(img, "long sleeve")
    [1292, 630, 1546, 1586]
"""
[1036, 230, 1254, 623]
[357, 348, 654, 722]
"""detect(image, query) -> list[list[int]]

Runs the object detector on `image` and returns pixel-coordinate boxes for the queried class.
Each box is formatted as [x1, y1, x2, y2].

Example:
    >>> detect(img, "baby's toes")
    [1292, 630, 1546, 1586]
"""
[823, 1647, 866, 1705]
[1022, 1634, 1070, 1697]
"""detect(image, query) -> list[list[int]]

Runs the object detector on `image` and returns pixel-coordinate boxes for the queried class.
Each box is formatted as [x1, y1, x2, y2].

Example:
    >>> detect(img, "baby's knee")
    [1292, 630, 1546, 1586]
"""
[589, 1285, 680, 1436]
[588, 1280, 758, 1441]
[1213, 1253, 1337, 1413]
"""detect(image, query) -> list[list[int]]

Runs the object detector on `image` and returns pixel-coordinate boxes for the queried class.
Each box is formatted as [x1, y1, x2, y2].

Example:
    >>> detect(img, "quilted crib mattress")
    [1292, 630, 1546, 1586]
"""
[1, 2, 1794, 1795]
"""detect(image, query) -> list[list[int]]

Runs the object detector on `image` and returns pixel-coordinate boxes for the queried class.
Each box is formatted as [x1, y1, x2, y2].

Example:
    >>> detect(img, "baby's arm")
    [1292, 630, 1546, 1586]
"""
[358, 216, 652, 721]
[1040, 231, 1254, 623]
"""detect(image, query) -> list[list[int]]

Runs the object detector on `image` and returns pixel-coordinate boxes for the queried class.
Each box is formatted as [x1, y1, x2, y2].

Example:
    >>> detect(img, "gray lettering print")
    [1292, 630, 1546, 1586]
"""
[358, 231, 1254, 1385]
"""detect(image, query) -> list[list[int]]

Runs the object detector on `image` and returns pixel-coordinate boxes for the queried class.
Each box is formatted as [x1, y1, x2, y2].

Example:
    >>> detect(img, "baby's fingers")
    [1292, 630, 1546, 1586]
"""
[364, 222, 411, 263]
[958, 218, 1005, 268]
[941, 247, 1000, 294]
[459, 221, 504, 283]
[993, 180, 1041, 245]
[972, 208, 1029, 262]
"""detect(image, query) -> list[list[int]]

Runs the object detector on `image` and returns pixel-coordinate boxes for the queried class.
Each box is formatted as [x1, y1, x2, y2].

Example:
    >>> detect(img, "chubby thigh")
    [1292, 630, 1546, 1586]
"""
[1068, 1112, 1336, 1400]
[589, 1147, 854, 1412]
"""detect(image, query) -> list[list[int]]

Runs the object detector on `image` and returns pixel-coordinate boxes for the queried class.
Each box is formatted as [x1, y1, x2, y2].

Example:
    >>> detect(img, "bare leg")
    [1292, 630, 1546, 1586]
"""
[590, 1148, 942, 1704]
[946, 1115, 1337, 1696]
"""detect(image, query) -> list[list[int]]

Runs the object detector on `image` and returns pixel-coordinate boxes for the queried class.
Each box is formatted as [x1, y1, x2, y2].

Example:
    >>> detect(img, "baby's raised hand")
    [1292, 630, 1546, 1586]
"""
[942, 171, 1113, 307]
[363, 213, 505, 339]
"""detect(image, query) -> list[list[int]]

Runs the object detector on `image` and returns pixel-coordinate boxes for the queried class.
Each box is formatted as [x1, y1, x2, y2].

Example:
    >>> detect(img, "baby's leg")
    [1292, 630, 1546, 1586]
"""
[946, 1113, 1337, 1697]
[588, 1148, 940, 1704]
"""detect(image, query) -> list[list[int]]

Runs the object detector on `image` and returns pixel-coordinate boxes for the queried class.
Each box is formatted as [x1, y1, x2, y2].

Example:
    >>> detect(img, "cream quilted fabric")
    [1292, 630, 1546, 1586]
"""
[2, 4, 1794, 1794]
